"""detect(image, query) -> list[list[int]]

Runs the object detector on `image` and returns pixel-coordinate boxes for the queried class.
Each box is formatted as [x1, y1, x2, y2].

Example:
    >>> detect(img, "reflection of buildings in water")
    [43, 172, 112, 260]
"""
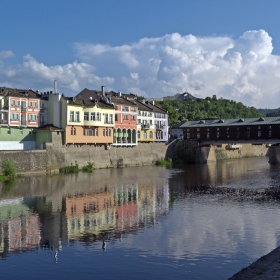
[114, 184, 139, 231]
[65, 182, 170, 239]
[66, 192, 116, 239]
[156, 182, 169, 218]
[0, 199, 40, 256]
[9, 215, 40, 252]
[138, 184, 156, 225]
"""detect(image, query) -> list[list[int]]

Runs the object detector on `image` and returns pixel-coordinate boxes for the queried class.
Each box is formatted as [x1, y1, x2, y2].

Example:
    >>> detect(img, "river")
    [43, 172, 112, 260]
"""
[1, 157, 280, 279]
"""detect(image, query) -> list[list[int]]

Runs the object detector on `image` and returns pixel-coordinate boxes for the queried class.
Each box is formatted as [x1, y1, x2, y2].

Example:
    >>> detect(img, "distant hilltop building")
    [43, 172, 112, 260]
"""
[146, 91, 199, 102]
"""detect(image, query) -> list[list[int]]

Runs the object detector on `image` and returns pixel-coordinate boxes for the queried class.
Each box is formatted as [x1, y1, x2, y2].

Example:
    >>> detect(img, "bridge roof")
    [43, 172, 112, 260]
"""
[179, 117, 280, 128]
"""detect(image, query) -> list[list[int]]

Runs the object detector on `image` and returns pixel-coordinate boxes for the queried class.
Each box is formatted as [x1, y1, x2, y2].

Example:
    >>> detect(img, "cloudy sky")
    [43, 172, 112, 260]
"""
[1, 0, 280, 108]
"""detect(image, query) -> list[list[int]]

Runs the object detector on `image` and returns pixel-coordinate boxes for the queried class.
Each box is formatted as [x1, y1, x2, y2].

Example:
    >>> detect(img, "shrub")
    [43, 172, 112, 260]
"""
[59, 161, 79, 174]
[82, 162, 95, 172]
[1, 158, 16, 178]
[155, 158, 172, 167]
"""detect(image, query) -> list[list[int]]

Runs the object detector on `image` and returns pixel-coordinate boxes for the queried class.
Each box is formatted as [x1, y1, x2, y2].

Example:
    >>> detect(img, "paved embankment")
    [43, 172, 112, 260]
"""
[228, 246, 280, 279]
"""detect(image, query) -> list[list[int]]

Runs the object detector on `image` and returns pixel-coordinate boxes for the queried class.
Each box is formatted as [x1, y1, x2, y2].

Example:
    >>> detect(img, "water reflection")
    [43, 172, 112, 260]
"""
[0, 166, 170, 258]
[1, 159, 280, 279]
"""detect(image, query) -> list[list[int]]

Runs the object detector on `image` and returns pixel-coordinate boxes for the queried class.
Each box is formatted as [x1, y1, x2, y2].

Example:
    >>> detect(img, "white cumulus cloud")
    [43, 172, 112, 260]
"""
[0, 29, 280, 108]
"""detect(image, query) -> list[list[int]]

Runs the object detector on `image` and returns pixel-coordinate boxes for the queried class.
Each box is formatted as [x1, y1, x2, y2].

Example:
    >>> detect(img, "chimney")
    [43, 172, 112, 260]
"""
[54, 80, 57, 94]
[101, 85, 105, 97]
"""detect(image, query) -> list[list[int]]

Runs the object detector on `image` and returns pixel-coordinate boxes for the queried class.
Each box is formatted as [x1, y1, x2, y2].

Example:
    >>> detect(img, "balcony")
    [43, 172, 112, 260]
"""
[69, 119, 80, 123]
[21, 107, 27, 112]
[141, 124, 150, 130]
[0, 119, 8, 125]
[10, 119, 19, 122]
[0, 106, 9, 111]
[104, 120, 114, 124]
[156, 124, 165, 130]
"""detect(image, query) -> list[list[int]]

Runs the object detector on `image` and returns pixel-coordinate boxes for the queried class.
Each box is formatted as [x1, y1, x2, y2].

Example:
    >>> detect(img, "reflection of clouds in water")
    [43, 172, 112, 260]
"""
[121, 198, 280, 261]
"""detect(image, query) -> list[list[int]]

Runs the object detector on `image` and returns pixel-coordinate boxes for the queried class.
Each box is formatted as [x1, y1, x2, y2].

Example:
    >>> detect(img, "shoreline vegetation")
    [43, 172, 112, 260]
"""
[59, 161, 95, 174]
[0, 158, 21, 182]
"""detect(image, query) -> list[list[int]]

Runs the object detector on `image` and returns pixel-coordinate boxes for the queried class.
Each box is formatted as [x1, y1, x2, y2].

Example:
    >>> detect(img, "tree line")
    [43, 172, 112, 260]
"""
[155, 96, 263, 126]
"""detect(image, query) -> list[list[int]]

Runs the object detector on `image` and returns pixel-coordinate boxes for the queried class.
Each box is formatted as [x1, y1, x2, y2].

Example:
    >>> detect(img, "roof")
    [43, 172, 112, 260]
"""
[34, 124, 64, 131]
[74, 88, 102, 101]
[134, 100, 167, 114]
[0, 87, 41, 99]
[105, 92, 137, 106]
[65, 97, 114, 110]
[179, 117, 280, 128]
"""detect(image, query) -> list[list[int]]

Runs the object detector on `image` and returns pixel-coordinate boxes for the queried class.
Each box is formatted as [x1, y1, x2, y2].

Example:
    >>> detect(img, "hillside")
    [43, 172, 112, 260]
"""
[257, 108, 280, 117]
[155, 96, 262, 126]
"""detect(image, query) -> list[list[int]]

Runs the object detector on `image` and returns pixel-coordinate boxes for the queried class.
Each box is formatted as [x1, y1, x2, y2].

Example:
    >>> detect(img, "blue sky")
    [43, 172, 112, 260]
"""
[1, 0, 280, 108]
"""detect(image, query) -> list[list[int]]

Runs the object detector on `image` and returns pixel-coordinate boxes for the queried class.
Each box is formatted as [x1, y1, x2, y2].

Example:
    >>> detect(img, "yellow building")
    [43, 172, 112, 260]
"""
[134, 100, 155, 142]
[61, 97, 115, 146]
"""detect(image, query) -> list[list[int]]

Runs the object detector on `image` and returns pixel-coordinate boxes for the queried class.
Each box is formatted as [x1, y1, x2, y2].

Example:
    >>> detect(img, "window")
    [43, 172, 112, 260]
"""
[115, 114, 118, 121]
[137, 130, 140, 139]
[149, 131, 153, 139]
[132, 115, 135, 121]
[70, 111, 74, 122]
[84, 112, 89, 121]
[75, 112, 79, 122]
[149, 120, 152, 125]
[109, 114, 113, 124]
[71, 127, 76, 136]
[103, 129, 105, 137]
[97, 113, 101, 121]
[109, 129, 111, 137]
[143, 131, 147, 139]
[123, 114, 128, 120]
[138, 119, 141, 124]
[17, 101, 20, 107]
[30, 114, 37, 122]
[104, 114, 108, 124]
[34, 102, 37, 108]
[12, 100, 15, 106]
[29, 101, 32, 107]
[12, 113, 19, 120]
[91, 112, 95, 121]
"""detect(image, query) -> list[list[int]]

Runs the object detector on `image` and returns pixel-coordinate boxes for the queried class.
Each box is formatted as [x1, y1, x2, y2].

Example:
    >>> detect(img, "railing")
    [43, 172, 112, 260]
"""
[10, 119, 19, 122]
[156, 124, 165, 130]
[141, 124, 150, 129]
[21, 107, 27, 112]
[0, 106, 9, 110]
[0, 119, 8, 124]
[69, 119, 80, 122]
[104, 120, 114, 124]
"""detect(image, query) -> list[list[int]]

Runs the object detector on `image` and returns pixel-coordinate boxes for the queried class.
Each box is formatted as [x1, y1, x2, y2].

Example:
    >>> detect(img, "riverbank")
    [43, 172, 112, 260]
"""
[228, 247, 280, 279]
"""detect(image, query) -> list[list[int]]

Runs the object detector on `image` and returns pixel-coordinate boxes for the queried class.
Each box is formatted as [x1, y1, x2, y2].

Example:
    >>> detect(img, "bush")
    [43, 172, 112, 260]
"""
[155, 158, 172, 167]
[82, 162, 95, 172]
[1, 158, 16, 178]
[59, 161, 79, 174]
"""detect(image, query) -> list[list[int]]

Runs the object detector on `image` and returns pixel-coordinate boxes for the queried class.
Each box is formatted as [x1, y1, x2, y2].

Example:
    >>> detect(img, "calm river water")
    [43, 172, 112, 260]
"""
[1, 157, 280, 279]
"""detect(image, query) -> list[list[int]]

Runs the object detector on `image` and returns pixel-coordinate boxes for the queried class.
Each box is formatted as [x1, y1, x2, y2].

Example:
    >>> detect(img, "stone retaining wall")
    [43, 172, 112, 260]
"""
[0, 142, 168, 173]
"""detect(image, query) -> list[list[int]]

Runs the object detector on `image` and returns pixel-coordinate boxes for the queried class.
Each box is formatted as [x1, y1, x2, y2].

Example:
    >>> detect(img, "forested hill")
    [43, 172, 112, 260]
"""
[257, 108, 280, 117]
[155, 96, 262, 126]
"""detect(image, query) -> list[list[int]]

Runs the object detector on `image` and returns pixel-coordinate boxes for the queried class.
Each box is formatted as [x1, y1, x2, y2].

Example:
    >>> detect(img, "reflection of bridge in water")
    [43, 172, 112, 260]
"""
[180, 117, 280, 163]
